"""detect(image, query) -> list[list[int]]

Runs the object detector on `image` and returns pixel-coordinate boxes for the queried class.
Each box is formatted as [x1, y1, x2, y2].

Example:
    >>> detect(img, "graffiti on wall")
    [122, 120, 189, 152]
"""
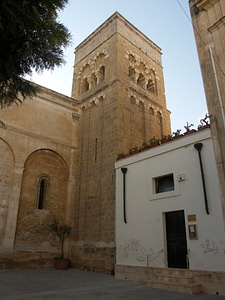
[123, 238, 163, 264]
[123, 238, 146, 262]
[200, 239, 225, 255]
[147, 248, 163, 264]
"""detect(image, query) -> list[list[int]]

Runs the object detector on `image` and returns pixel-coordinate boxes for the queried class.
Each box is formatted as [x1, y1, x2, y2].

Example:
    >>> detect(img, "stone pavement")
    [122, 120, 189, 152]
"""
[0, 268, 224, 300]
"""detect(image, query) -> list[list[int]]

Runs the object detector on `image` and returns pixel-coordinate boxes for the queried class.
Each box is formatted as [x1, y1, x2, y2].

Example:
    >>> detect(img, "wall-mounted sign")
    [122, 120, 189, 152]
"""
[188, 214, 197, 222]
[188, 224, 198, 240]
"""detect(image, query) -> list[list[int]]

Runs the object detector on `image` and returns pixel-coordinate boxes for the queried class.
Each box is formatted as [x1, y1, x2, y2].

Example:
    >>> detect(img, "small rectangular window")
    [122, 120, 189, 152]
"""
[155, 174, 174, 194]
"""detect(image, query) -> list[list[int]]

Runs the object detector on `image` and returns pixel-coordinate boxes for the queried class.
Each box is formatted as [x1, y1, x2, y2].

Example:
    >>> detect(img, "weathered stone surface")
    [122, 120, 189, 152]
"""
[71, 12, 170, 271]
[0, 12, 170, 271]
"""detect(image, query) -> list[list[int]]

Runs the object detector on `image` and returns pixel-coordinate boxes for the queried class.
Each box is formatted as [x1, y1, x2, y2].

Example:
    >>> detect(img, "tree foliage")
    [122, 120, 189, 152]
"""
[49, 217, 71, 258]
[0, 0, 71, 108]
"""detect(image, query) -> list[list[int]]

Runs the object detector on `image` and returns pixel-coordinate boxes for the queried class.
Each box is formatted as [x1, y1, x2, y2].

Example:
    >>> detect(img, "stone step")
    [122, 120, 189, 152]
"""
[161, 268, 193, 277]
[147, 279, 202, 295]
[157, 273, 193, 284]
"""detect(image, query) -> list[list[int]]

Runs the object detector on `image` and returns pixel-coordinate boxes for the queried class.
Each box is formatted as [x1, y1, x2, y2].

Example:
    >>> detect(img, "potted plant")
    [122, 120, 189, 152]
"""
[161, 134, 172, 144]
[184, 122, 196, 135]
[49, 217, 71, 270]
[141, 141, 150, 150]
[149, 136, 160, 147]
[172, 129, 183, 139]
[117, 152, 126, 160]
[198, 113, 211, 130]
[128, 145, 139, 155]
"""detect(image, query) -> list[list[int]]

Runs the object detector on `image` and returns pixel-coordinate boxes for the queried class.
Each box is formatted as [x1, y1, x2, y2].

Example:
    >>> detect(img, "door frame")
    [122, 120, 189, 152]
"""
[164, 210, 188, 269]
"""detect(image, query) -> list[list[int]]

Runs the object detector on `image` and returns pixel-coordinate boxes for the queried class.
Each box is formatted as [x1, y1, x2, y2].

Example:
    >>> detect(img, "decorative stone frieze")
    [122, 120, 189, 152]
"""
[79, 93, 106, 112]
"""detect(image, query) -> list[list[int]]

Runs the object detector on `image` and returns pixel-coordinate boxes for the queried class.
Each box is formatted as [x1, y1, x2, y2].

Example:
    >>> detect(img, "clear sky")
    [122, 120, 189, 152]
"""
[30, 0, 208, 132]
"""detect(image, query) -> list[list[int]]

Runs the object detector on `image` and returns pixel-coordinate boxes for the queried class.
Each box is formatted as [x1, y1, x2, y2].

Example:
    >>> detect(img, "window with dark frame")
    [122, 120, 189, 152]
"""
[155, 173, 174, 194]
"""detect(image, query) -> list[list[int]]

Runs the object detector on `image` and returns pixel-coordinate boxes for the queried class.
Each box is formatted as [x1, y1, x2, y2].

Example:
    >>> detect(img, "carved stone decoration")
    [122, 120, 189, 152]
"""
[126, 50, 157, 94]
[78, 50, 108, 95]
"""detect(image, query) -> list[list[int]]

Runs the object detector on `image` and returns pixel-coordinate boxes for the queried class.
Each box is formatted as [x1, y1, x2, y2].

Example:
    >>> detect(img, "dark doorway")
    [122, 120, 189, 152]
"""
[165, 210, 188, 269]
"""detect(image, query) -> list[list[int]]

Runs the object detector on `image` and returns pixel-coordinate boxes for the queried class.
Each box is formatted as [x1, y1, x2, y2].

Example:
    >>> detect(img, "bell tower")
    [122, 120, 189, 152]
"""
[71, 12, 171, 272]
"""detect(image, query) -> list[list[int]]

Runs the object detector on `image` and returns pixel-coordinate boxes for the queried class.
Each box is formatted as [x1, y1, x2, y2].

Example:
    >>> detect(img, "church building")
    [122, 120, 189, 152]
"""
[1, 7, 225, 296]
[0, 12, 171, 271]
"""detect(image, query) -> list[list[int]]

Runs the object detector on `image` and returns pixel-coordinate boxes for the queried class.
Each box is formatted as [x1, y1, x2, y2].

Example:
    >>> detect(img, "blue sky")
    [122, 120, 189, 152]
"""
[30, 0, 208, 132]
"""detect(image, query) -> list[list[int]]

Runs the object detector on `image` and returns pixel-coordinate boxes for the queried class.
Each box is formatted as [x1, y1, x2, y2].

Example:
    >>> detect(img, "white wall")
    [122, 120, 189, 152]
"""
[115, 129, 225, 271]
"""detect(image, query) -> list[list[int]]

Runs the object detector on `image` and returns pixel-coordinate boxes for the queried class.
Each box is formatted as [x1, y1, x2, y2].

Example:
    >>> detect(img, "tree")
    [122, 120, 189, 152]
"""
[0, 0, 71, 108]
[49, 217, 71, 259]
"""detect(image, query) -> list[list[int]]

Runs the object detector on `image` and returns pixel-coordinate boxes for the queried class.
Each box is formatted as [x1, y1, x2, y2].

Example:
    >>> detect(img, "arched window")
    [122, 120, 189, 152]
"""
[130, 96, 135, 104]
[129, 66, 135, 80]
[81, 78, 89, 93]
[147, 79, 155, 93]
[38, 177, 49, 210]
[90, 74, 97, 88]
[149, 107, 154, 115]
[99, 66, 105, 82]
[128, 54, 135, 62]
[137, 73, 145, 88]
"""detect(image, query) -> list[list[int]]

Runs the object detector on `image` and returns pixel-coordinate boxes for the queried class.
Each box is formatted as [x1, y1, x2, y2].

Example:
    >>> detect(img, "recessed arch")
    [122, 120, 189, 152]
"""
[147, 79, 155, 93]
[0, 138, 14, 245]
[99, 66, 105, 82]
[81, 78, 89, 93]
[137, 73, 145, 88]
[128, 54, 135, 62]
[15, 149, 69, 250]
[129, 66, 136, 79]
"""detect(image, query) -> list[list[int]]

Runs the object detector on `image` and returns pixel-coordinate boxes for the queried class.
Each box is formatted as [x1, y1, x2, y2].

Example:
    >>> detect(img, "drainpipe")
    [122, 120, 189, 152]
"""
[207, 45, 225, 130]
[194, 143, 209, 214]
[121, 168, 128, 223]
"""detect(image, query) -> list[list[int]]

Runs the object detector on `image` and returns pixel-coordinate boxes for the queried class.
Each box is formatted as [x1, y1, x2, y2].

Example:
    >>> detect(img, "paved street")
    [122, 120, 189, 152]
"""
[0, 268, 224, 300]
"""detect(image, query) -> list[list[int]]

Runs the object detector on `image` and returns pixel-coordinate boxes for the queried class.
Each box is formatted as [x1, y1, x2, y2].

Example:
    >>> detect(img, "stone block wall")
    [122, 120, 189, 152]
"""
[71, 12, 171, 272]
[71, 242, 115, 274]
[0, 87, 78, 266]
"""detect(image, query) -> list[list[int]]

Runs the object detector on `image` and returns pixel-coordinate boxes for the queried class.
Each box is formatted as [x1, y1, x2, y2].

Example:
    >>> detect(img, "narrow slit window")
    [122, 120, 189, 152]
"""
[38, 178, 47, 209]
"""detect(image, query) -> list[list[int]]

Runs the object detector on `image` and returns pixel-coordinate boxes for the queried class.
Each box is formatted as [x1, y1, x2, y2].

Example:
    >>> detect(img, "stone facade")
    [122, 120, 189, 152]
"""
[70, 12, 170, 272]
[189, 0, 225, 223]
[0, 87, 79, 267]
[0, 12, 171, 271]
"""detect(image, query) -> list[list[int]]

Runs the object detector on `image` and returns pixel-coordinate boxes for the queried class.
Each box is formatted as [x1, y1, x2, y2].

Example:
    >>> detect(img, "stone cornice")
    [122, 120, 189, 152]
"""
[75, 12, 161, 54]
[208, 16, 225, 32]
[1, 124, 77, 150]
[195, 0, 219, 10]
[33, 84, 79, 109]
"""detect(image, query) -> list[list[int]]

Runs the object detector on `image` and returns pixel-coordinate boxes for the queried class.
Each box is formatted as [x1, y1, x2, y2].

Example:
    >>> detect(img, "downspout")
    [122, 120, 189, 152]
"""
[207, 45, 225, 130]
[194, 143, 209, 214]
[121, 168, 128, 223]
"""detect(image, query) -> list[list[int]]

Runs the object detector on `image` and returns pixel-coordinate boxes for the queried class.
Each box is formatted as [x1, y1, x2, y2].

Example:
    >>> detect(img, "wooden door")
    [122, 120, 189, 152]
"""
[166, 210, 188, 269]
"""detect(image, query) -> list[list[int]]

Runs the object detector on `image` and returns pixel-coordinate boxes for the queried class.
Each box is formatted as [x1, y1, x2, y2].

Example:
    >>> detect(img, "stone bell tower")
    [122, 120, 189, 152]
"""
[70, 12, 171, 272]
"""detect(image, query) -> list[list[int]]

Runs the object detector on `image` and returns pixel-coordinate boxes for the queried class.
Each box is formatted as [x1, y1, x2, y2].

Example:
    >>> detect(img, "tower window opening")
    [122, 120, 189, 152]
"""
[128, 54, 135, 62]
[147, 79, 155, 93]
[129, 66, 136, 80]
[137, 73, 145, 88]
[90, 74, 97, 88]
[99, 66, 105, 82]
[81, 78, 89, 93]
